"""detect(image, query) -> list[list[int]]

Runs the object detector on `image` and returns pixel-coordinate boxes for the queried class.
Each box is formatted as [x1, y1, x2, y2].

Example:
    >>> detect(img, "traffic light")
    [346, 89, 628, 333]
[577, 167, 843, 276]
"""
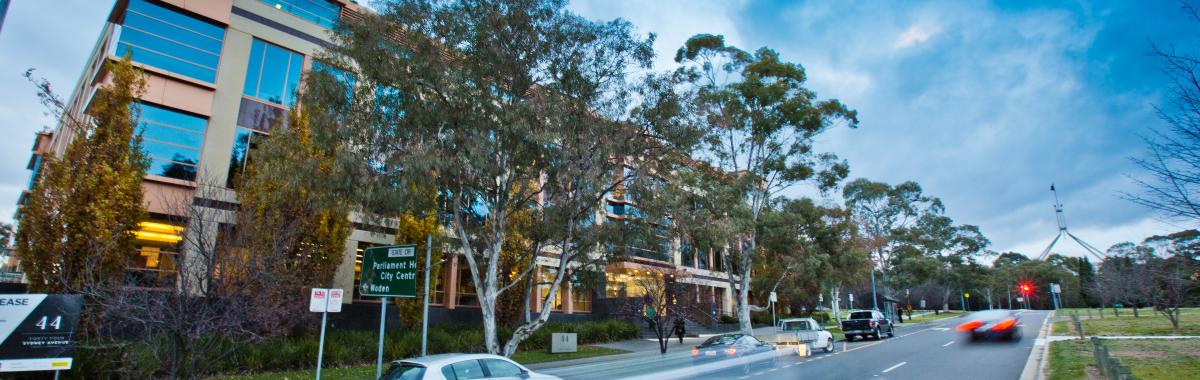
[1019, 282, 1033, 296]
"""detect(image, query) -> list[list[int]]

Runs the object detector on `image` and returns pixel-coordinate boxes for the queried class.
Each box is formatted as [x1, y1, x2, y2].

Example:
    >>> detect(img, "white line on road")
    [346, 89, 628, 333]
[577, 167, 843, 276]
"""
[942, 341, 955, 347]
[882, 362, 908, 373]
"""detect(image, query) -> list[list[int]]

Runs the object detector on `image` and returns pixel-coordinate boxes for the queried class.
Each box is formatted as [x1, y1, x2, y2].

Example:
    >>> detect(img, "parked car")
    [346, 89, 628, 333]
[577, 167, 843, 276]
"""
[957, 309, 1022, 342]
[690, 333, 778, 369]
[765, 317, 835, 355]
[379, 353, 561, 380]
[840, 310, 894, 341]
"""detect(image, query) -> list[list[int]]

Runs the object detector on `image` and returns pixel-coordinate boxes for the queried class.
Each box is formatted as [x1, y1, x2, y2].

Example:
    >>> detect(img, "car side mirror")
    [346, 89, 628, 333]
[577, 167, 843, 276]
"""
[520, 369, 530, 379]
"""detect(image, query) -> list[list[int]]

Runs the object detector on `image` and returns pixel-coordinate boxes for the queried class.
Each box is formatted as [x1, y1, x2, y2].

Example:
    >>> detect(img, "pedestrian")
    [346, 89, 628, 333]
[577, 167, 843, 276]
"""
[673, 318, 686, 344]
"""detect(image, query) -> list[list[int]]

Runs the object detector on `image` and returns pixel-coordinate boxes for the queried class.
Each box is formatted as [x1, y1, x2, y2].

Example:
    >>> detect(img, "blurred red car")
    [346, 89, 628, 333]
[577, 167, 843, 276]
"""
[956, 309, 1022, 342]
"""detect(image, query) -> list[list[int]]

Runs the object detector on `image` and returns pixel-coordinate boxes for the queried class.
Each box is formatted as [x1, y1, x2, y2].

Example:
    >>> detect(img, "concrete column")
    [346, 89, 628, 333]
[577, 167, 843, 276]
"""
[446, 255, 458, 309]
[331, 239, 357, 303]
[565, 270, 574, 314]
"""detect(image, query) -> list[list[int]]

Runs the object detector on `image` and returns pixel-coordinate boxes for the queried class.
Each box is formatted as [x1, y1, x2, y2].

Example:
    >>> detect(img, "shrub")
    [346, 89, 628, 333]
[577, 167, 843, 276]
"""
[810, 311, 831, 324]
[719, 315, 738, 324]
[67, 320, 638, 378]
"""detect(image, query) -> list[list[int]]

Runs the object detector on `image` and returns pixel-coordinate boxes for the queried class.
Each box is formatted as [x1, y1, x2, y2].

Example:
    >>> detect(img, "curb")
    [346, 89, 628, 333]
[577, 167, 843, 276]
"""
[1019, 310, 1054, 380]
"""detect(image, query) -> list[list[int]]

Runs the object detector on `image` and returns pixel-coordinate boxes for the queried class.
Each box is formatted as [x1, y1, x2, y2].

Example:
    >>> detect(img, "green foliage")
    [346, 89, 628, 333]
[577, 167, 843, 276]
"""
[16, 56, 147, 294]
[233, 106, 352, 328]
[64, 321, 637, 378]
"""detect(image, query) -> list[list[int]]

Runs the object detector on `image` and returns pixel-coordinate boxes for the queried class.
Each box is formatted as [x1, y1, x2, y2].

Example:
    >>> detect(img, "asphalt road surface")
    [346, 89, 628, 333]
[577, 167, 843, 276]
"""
[541, 310, 1050, 380]
[698, 309, 1051, 380]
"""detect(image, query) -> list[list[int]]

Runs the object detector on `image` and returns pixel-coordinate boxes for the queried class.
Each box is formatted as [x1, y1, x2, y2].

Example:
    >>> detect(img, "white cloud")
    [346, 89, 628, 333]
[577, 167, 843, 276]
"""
[894, 24, 939, 49]
[568, 0, 746, 71]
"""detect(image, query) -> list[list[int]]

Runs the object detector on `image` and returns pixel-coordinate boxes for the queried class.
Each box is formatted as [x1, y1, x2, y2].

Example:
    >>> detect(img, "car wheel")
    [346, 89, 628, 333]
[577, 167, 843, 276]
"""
[887, 327, 895, 338]
[824, 342, 835, 353]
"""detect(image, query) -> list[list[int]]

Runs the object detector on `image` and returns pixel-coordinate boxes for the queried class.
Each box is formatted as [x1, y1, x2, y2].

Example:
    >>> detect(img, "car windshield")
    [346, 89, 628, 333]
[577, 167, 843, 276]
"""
[850, 312, 874, 319]
[381, 363, 425, 380]
[699, 334, 742, 347]
[781, 321, 811, 331]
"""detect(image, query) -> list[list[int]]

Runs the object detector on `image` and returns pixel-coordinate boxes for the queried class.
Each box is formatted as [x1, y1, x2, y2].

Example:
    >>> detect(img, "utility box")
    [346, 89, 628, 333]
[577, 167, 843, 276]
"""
[551, 333, 577, 353]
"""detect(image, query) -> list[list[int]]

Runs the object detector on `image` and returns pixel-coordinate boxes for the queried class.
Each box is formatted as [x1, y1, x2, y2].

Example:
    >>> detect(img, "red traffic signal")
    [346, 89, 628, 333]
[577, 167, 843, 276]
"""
[1019, 282, 1033, 295]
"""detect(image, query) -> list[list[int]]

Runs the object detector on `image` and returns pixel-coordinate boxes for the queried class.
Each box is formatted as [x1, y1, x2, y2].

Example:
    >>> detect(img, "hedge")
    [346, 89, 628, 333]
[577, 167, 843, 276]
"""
[61, 320, 638, 379]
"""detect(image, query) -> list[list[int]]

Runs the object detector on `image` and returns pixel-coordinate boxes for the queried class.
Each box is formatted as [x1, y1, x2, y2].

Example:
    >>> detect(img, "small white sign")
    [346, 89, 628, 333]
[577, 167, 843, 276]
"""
[920, 299, 926, 308]
[769, 292, 777, 303]
[328, 289, 344, 313]
[1051, 284, 1061, 293]
[388, 247, 415, 258]
[848, 294, 854, 302]
[1016, 297, 1024, 303]
[310, 288, 345, 313]
[310, 288, 328, 313]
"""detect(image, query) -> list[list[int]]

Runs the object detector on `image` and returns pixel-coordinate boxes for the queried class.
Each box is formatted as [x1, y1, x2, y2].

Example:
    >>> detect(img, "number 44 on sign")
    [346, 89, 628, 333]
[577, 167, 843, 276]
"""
[310, 288, 344, 313]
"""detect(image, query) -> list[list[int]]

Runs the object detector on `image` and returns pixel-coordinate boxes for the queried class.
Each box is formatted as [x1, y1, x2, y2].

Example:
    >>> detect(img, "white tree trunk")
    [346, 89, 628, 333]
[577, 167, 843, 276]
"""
[831, 285, 842, 325]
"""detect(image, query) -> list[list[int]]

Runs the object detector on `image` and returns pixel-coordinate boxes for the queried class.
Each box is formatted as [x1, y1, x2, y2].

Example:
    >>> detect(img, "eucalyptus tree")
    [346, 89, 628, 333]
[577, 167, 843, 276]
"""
[843, 179, 942, 310]
[304, 0, 695, 356]
[673, 34, 858, 334]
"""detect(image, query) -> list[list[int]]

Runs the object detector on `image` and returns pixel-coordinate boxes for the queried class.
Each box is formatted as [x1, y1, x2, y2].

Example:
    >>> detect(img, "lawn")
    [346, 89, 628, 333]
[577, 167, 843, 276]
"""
[1047, 340, 1092, 380]
[1047, 339, 1200, 380]
[1053, 308, 1200, 336]
[210, 346, 628, 380]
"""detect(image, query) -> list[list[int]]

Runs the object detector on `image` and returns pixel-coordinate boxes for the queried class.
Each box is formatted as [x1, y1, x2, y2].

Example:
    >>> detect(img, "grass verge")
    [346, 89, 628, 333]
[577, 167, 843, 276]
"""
[1047, 340, 1092, 380]
[906, 311, 962, 324]
[1047, 338, 1200, 380]
[1053, 308, 1199, 336]
[209, 345, 628, 380]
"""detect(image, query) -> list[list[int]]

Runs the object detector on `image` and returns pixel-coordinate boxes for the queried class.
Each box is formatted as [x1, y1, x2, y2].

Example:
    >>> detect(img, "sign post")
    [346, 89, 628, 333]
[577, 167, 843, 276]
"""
[361, 244, 419, 379]
[421, 235, 432, 356]
[0, 294, 82, 375]
[769, 292, 777, 327]
[309, 288, 343, 380]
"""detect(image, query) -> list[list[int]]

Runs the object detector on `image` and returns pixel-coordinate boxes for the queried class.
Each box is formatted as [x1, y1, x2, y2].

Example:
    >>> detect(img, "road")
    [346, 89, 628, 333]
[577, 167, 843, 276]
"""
[541, 310, 1051, 380]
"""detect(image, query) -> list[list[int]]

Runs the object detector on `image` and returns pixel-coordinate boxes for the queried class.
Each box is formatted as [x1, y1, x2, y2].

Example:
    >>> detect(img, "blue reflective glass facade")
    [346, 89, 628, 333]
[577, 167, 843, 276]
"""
[244, 39, 304, 106]
[226, 127, 266, 188]
[136, 102, 207, 181]
[116, 0, 224, 83]
[261, 0, 340, 28]
[312, 61, 356, 102]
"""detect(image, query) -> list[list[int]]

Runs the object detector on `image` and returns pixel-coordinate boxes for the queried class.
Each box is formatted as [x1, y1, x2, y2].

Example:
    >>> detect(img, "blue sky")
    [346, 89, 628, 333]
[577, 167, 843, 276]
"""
[0, 0, 1192, 258]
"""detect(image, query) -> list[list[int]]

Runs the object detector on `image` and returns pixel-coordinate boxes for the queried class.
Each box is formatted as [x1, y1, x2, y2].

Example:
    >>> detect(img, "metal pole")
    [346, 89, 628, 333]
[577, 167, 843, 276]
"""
[771, 300, 776, 328]
[376, 296, 389, 379]
[54, 370, 60, 380]
[960, 292, 966, 312]
[317, 301, 329, 380]
[421, 234, 432, 356]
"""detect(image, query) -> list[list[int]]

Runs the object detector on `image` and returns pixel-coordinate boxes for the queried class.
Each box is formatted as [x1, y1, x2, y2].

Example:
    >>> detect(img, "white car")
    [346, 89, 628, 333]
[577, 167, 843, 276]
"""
[379, 353, 562, 380]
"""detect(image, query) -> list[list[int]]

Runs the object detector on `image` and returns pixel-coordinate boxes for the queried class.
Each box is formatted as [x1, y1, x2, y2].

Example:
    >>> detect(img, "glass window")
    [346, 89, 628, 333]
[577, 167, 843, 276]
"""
[447, 360, 486, 380]
[117, 0, 224, 83]
[312, 61, 357, 103]
[244, 39, 304, 106]
[260, 0, 340, 28]
[457, 261, 478, 307]
[226, 127, 267, 188]
[137, 102, 206, 181]
[381, 364, 425, 380]
[481, 359, 523, 378]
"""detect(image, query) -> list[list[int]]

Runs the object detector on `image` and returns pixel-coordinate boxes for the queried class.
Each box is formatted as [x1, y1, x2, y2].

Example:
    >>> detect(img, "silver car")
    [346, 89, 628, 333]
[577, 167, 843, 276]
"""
[379, 353, 561, 380]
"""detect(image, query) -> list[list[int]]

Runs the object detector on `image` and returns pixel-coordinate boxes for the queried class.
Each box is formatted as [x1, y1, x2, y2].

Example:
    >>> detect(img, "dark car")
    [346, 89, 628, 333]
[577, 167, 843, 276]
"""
[957, 309, 1022, 342]
[690, 333, 778, 370]
[840, 310, 894, 341]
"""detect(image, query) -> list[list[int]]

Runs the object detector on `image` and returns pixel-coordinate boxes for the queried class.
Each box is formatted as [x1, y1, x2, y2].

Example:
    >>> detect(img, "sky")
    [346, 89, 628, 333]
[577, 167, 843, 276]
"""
[0, 0, 1193, 259]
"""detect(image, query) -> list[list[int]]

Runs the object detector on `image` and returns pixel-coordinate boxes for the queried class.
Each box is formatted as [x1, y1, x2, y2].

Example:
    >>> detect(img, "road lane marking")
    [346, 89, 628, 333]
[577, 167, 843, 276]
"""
[943, 341, 955, 347]
[882, 362, 907, 373]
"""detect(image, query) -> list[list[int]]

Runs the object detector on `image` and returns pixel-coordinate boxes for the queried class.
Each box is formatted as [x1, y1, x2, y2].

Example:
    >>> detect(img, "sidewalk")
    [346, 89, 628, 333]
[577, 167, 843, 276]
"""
[1046, 335, 1200, 342]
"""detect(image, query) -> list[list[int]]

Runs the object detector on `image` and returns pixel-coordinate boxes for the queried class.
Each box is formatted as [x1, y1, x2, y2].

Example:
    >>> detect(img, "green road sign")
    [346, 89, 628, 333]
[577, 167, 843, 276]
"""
[360, 244, 418, 298]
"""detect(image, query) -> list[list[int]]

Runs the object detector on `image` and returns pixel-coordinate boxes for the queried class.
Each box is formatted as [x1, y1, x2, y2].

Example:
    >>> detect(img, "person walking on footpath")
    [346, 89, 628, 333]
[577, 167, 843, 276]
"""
[673, 318, 686, 344]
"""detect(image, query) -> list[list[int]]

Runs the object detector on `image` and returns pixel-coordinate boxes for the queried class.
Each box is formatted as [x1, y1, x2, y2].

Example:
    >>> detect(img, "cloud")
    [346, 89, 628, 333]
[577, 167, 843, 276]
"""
[894, 24, 938, 49]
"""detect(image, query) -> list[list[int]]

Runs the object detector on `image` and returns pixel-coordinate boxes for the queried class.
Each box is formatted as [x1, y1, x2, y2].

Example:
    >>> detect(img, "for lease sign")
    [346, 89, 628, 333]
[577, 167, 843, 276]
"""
[0, 294, 83, 372]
